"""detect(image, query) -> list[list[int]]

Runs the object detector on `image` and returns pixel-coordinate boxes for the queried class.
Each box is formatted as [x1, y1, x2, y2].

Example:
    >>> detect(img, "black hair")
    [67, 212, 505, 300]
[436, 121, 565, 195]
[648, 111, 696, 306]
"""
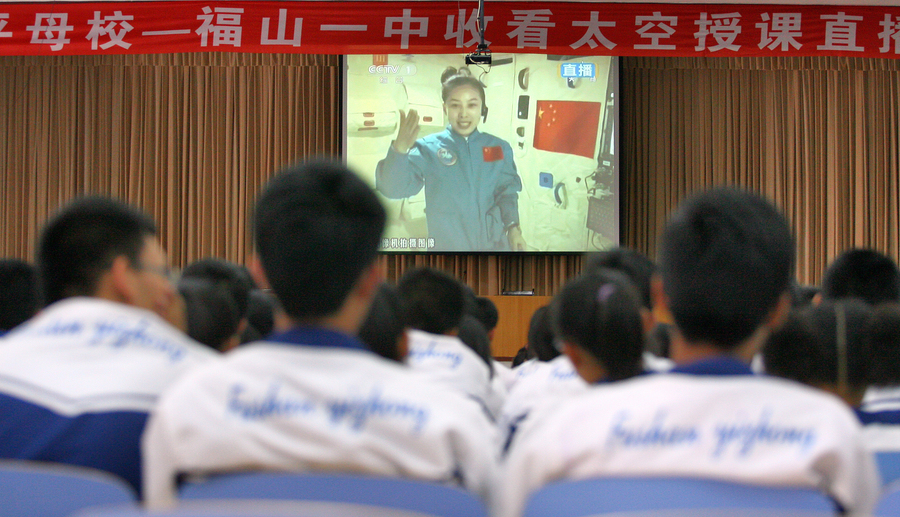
[584, 247, 656, 309]
[473, 297, 499, 332]
[868, 303, 900, 387]
[358, 283, 407, 363]
[38, 196, 158, 305]
[178, 277, 241, 351]
[763, 300, 874, 391]
[461, 284, 479, 325]
[659, 187, 794, 350]
[511, 346, 530, 368]
[822, 249, 900, 305]
[552, 268, 645, 381]
[182, 258, 253, 318]
[526, 305, 558, 362]
[240, 324, 262, 345]
[441, 66, 487, 116]
[0, 259, 40, 331]
[650, 323, 672, 358]
[457, 315, 494, 378]
[243, 289, 277, 341]
[253, 160, 386, 320]
[396, 267, 465, 335]
[790, 281, 820, 309]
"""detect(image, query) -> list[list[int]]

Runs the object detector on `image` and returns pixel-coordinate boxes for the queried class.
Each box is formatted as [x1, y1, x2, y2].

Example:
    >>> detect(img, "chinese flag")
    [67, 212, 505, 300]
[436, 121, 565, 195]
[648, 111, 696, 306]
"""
[533, 101, 602, 159]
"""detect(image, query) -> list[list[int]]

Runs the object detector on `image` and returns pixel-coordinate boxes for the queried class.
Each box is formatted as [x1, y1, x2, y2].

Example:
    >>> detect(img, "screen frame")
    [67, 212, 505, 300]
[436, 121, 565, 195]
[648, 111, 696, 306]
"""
[341, 53, 620, 256]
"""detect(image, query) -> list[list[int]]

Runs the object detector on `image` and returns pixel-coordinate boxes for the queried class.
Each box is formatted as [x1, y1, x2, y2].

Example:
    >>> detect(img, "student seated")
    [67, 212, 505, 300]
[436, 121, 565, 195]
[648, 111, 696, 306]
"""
[499, 247, 668, 452]
[397, 267, 494, 416]
[142, 161, 497, 508]
[583, 247, 673, 372]
[497, 304, 588, 451]
[764, 299, 900, 451]
[821, 248, 900, 306]
[822, 249, 900, 415]
[178, 277, 243, 352]
[0, 197, 216, 493]
[495, 188, 879, 517]
[357, 282, 409, 363]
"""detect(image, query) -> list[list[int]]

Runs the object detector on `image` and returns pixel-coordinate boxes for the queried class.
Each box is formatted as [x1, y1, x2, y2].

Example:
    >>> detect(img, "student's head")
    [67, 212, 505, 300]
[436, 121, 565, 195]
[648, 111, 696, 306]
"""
[658, 187, 794, 352]
[253, 160, 386, 324]
[242, 289, 277, 342]
[553, 269, 645, 383]
[178, 277, 242, 352]
[763, 300, 873, 404]
[396, 267, 465, 335]
[763, 299, 900, 406]
[0, 259, 40, 331]
[821, 249, 900, 305]
[474, 297, 499, 333]
[358, 283, 408, 363]
[526, 305, 558, 362]
[38, 196, 175, 317]
[182, 258, 253, 319]
[584, 247, 656, 310]
[457, 315, 494, 378]
[868, 303, 900, 388]
[441, 66, 486, 137]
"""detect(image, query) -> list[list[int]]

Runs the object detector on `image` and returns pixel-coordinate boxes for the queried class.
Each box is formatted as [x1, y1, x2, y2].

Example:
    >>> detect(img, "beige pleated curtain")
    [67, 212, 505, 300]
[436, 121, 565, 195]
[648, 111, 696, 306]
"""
[1, 53, 898, 295]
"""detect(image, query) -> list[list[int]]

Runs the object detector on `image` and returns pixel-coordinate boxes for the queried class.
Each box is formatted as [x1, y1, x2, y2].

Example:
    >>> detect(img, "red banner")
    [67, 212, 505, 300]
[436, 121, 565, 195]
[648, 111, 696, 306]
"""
[2, 1, 900, 58]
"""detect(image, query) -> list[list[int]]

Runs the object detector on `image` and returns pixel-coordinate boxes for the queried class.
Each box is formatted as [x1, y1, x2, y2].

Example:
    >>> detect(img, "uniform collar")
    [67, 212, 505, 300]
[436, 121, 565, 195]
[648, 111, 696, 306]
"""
[670, 356, 753, 376]
[447, 125, 481, 141]
[856, 408, 900, 425]
[267, 325, 368, 352]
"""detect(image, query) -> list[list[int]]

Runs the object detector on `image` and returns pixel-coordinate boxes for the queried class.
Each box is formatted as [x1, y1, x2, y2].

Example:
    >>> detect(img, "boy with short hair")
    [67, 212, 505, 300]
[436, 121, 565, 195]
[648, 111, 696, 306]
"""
[142, 161, 497, 507]
[496, 188, 879, 517]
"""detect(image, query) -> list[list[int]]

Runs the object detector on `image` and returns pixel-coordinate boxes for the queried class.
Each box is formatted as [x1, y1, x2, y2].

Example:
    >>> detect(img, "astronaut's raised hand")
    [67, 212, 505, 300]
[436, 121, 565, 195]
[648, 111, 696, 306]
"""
[392, 109, 420, 154]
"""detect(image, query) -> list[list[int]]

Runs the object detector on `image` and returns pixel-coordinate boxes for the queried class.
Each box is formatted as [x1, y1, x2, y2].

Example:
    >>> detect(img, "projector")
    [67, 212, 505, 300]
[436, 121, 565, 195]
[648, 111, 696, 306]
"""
[465, 51, 492, 66]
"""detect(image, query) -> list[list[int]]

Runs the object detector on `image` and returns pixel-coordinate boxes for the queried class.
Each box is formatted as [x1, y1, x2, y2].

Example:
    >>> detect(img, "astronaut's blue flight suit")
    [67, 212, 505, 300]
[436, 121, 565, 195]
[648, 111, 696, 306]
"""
[376, 127, 522, 251]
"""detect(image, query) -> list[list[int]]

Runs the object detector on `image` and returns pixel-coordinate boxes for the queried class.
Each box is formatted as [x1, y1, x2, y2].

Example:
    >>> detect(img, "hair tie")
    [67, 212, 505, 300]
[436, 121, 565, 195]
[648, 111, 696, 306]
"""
[597, 284, 616, 303]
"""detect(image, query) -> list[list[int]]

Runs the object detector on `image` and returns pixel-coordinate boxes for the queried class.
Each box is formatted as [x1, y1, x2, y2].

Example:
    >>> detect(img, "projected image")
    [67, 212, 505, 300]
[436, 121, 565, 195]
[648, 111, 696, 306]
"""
[344, 54, 618, 253]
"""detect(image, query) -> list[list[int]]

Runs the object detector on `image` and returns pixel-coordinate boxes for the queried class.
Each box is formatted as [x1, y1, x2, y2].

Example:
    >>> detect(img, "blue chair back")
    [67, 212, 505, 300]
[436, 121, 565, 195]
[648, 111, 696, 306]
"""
[178, 471, 487, 517]
[523, 477, 837, 517]
[76, 500, 444, 517]
[0, 460, 137, 517]
[878, 452, 900, 485]
[876, 480, 900, 517]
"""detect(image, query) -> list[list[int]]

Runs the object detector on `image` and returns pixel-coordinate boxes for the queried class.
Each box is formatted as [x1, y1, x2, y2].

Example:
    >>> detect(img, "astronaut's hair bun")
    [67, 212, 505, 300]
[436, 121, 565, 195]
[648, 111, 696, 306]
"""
[441, 66, 473, 85]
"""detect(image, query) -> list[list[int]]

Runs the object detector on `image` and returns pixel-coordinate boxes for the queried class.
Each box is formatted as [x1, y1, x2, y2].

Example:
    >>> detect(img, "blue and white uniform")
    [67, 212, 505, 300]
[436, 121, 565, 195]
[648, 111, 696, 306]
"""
[495, 357, 879, 517]
[498, 356, 588, 453]
[0, 297, 216, 493]
[376, 127, 522, 251]
[499, 353, 673, 453]
[858, 387, 900, 451]
[493, 360, 518, 393]
[404, 330, 493, 417]
[142, 326, 498, 508]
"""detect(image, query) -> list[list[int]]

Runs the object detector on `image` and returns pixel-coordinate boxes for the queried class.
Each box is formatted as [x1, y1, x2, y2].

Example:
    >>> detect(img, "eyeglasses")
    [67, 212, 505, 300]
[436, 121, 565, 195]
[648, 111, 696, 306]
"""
[136, 263, 178, 283]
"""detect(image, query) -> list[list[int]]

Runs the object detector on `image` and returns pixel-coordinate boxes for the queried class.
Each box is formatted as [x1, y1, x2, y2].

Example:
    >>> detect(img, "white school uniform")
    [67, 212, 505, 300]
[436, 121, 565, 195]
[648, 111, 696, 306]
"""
[498, 356, 588, 452]
[405, 329, 493, 413]
[495, 357, 879, 517]
[0, 297, 216, 492]
[858, 386, 900, 451]
[142, 326, 498, 508]
[498, 352, 673, 452]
